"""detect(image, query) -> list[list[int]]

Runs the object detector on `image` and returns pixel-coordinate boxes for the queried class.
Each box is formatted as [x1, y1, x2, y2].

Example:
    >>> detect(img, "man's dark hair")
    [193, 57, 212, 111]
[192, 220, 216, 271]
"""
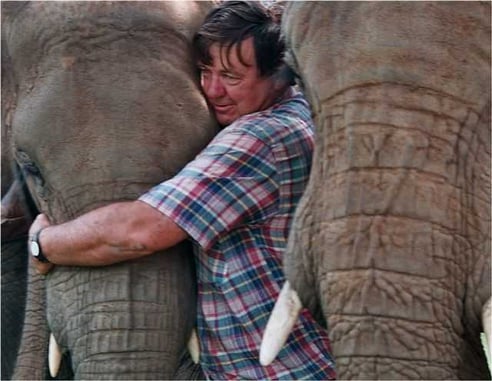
[193, 1, 287, 78]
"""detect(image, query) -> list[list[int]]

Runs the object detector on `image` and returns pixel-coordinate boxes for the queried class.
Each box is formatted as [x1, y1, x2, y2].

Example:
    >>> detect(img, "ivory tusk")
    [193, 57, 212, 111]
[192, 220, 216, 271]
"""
[187, 328, 200, 364]
[482, 297, 491, 371]
[48, 333, 62, 378]
[259, 281, 302, 366]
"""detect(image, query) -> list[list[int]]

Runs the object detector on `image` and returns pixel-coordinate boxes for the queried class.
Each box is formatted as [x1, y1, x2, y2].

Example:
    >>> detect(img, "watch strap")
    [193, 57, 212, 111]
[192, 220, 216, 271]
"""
[31, 228, 50, 263]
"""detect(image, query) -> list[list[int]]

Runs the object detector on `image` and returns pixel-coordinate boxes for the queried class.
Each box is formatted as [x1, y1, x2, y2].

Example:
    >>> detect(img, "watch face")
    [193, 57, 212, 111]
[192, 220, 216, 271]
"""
[30, 241, 40, 257]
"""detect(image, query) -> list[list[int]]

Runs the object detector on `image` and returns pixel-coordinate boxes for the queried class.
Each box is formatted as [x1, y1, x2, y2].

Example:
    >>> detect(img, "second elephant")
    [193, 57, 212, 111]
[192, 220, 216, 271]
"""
[281, 2, 491, 379]
[2, 1, 219, 379]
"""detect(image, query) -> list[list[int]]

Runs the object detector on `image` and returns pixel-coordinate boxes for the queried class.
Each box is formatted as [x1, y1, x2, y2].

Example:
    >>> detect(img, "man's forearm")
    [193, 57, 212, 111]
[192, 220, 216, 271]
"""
[36, 201, 187, 267]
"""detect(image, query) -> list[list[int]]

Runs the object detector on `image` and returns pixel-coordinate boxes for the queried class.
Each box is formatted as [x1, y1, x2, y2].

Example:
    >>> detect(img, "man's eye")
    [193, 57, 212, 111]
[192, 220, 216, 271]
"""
[223, 73, 240, 83]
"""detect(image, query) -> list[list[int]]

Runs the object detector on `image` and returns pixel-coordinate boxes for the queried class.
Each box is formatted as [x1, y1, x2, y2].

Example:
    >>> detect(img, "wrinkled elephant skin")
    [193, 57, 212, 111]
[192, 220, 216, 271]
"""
[282, 2, 491, 379]
[1, 180, 30, 380]
[2, 1, 218, 379]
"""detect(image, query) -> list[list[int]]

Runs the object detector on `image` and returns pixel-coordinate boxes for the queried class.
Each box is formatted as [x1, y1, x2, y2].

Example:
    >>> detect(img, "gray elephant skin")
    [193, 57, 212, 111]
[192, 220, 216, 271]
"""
[281, 2, 491, 380]
[1, 1, 218, 379]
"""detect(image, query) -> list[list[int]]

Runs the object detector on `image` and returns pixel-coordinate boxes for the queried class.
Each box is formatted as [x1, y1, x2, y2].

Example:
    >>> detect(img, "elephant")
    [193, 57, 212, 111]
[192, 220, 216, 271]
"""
[1, 1, 219, 379]
[268, 2, 491, 380]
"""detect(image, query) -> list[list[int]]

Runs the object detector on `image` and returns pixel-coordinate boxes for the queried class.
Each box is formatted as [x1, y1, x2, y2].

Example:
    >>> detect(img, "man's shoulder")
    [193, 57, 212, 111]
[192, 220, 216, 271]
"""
[236, 91, 312, 129]
[211, 89, 313, 151]
[274, 90, 312, 124]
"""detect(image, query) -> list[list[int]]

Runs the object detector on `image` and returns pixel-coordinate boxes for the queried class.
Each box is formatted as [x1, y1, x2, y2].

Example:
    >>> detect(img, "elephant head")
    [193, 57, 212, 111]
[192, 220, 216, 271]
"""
[2, 1, 219, 379]
[264, 2, 491, 379]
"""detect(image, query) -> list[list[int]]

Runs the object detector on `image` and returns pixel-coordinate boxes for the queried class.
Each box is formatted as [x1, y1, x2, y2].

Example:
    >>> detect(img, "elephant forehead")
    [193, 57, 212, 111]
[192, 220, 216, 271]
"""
[5, 2, 213, 76]
[282, 2, 490, 106]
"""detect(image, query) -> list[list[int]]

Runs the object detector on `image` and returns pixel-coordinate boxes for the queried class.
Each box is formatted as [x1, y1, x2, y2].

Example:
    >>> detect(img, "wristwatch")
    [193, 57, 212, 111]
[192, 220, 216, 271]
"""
[30, 228, 50, 263]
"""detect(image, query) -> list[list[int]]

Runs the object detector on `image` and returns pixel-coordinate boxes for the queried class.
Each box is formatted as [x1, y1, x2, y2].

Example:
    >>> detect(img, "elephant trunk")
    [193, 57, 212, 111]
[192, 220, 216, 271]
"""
[46, 243, 197, 379]
[12, 260, 49, 380]
[287, 83, 490, 379]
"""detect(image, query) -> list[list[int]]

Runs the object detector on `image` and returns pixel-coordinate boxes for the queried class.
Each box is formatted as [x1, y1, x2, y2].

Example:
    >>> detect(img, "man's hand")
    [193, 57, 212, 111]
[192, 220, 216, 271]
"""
[29, 214, 55, 275]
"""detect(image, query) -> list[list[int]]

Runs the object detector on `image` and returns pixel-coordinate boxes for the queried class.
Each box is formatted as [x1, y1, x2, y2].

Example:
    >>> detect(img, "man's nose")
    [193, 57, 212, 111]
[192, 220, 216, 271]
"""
[203, 74, 226, 99]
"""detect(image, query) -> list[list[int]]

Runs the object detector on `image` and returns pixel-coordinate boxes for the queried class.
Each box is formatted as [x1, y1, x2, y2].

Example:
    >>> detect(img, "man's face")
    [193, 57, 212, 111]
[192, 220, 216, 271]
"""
[198, 37, 279, 126]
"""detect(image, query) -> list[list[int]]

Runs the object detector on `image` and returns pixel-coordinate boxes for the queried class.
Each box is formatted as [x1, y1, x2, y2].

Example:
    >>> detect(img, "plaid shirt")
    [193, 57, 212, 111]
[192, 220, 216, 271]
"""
[139, 89, 336, 380]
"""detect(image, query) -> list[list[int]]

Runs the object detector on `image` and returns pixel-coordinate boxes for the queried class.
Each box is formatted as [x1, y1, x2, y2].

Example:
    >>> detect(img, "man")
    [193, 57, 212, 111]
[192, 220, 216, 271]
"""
[28, 1, 336, 379]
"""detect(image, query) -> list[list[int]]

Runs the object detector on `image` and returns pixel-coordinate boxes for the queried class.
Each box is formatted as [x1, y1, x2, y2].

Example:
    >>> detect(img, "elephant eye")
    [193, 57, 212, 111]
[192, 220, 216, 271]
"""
[13, 149, 46, 213]
[14, 149, 44, 183]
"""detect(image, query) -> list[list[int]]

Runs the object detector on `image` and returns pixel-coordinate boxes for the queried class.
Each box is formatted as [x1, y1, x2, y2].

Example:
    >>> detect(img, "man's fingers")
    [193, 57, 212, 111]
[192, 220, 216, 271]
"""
[29, 213, 52, 237]
[38, 213, 51, 225]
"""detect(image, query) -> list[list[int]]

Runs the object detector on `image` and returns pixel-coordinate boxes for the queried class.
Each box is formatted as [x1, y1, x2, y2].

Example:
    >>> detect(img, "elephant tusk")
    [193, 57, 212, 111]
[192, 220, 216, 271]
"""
[482, 297, 491, 372]
[49, 333, 62, 378]
[259, 281, 302, 366]
[187, 328, 200, 364]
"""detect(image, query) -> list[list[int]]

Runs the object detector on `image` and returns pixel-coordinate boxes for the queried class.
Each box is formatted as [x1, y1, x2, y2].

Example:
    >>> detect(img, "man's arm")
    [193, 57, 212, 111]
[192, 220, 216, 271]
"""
[30, 200, 188, 268]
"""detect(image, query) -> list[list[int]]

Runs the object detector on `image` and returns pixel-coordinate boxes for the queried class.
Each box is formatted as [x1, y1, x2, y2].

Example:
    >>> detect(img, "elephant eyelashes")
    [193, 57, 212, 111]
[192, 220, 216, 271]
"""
[16, 150, 37, 174]
[15, 150, 45, 186]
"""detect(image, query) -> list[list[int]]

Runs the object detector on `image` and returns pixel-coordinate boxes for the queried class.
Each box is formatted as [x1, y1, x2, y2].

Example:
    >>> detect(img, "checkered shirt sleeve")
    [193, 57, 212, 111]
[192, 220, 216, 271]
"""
[139, 128, 278, 251]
